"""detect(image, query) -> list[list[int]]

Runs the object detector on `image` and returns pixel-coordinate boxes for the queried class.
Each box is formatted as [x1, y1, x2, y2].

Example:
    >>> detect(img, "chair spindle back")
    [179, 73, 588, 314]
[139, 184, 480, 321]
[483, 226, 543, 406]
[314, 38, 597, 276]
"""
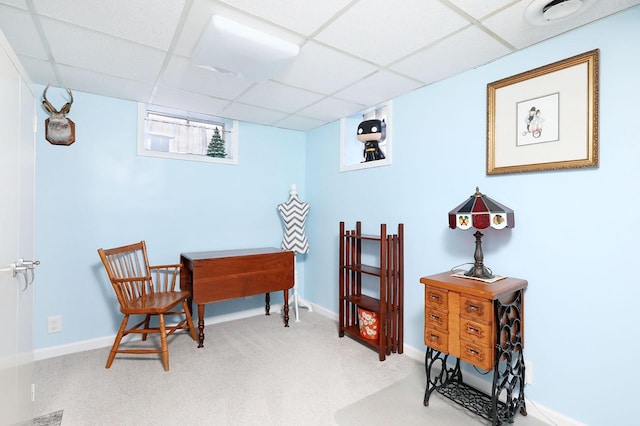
[98, 241, 152, 309]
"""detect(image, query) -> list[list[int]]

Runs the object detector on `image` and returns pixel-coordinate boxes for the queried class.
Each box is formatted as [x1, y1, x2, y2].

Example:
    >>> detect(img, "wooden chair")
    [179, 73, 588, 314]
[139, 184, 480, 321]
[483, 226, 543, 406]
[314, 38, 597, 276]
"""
[97, 241, 196, 371]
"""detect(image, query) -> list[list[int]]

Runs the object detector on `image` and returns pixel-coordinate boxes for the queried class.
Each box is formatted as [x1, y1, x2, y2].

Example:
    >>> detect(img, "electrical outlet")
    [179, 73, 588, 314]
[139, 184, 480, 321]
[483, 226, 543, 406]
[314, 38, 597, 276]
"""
[47, 315, 62, 333]
[524, 360, 533, 385]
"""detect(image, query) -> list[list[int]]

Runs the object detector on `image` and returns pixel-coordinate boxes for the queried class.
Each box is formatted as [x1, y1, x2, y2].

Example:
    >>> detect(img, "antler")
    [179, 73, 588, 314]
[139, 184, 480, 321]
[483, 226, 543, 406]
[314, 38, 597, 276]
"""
[42, 84, 73, 115]
[42, 84, 56, 114]
[60, 88, 73, 114]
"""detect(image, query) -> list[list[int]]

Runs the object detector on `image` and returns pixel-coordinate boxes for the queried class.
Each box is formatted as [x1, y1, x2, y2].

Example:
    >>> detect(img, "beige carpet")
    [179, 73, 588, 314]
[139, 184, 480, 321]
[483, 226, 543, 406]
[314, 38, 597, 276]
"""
[34, 311, 419, 425]
[334, 366, 546, 425]
[33, 311, 548, 425]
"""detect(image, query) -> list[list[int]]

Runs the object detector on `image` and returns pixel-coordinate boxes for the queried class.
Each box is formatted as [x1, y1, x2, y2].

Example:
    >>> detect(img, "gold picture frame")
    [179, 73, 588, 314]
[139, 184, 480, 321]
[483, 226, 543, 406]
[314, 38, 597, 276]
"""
[487, 49, 599, 175]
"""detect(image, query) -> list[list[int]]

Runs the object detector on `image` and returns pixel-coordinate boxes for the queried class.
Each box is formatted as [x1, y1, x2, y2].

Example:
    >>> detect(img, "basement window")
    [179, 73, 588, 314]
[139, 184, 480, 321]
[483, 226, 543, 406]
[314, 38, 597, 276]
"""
[137, 103, 239, 164]
[340, 101, 392, 172]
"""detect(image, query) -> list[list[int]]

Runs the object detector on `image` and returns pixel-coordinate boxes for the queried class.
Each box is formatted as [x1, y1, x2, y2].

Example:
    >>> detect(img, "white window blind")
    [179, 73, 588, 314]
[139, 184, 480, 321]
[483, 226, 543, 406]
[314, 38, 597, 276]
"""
[137, 104, 239, 164]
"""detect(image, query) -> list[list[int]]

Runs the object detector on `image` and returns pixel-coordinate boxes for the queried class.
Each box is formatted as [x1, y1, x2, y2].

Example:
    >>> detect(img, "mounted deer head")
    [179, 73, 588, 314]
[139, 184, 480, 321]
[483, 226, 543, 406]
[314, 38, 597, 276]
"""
[42, 84, 75, 145]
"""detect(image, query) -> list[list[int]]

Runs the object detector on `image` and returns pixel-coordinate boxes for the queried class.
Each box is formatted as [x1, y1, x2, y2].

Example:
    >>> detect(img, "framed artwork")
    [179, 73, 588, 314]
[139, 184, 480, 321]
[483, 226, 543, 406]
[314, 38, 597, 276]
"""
[340, 101, 392, 172]
[487, 49, 599, 175]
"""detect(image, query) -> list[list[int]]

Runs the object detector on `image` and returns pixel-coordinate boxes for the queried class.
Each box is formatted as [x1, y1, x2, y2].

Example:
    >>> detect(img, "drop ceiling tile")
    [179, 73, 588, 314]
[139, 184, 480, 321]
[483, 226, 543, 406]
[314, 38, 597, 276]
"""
[236, 81, 324, 114]
[481, 2, 561, 48]
[222, 102, 288, 125]
[31, 0, 186, 50]
[272, 115, 326, 132]
[447, 0, 514, 20]
[297, 96, 366, 123]
[0, 5, 49, 59]
[273, 41, 377, 95]
[483, 0, 640, 49]
[0, 0, 28, 10]
[17, 55, 56, 85]
[2, 0, 634, 132]
[160, 54, 254, 100]
[334, 70, 423, 107]
[391, 26, 512, 85]
[40, 18, 166, 83]
[218, 0, 353, 35]
[55, 65, 155, 102]
[315, 0, 469, 65]
[152, 86, 231, 116]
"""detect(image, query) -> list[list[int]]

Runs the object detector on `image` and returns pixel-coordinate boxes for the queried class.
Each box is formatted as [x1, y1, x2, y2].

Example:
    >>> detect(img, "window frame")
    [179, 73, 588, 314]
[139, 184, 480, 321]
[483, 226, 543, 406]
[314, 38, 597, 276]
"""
[339, 101, 392, 172]
[137, 103, 239, 165]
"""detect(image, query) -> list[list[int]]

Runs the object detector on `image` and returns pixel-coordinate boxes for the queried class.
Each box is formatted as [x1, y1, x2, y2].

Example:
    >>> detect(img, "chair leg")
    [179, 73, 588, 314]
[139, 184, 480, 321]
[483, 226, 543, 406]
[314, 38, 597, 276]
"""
[142, 314, 151, 341]
[183, 300, 197, 341]
[107, 314, 129, 369]
[158, 314, 169, 371]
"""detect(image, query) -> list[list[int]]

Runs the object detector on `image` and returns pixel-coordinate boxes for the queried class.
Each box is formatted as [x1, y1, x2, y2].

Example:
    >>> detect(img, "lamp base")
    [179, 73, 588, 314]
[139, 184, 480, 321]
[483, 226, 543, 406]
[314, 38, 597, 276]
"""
[466, 230, 494, 279]
[465, 264, 494, 279]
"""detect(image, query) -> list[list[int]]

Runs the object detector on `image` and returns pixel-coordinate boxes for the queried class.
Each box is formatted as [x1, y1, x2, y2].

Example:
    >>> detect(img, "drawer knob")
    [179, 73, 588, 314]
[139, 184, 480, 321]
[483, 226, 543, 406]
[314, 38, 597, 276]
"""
[466, 302, 483, 315]
[466, 346, 484, 360]
[466, 323, 482, 337]
[430, 314, 442, 324]
[429, 333, 441, 343]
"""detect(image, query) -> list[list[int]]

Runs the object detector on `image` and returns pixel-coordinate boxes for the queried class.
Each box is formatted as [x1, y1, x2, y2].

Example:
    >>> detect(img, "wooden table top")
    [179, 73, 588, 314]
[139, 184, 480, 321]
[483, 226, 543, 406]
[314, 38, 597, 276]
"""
[420, 270, 528, 300]
[180, 247, 287, 261]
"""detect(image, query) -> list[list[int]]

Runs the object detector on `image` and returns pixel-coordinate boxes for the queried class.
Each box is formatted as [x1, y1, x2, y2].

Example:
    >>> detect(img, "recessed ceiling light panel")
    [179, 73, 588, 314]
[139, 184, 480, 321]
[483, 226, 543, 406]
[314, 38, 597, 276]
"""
[192, 15, 299, 82]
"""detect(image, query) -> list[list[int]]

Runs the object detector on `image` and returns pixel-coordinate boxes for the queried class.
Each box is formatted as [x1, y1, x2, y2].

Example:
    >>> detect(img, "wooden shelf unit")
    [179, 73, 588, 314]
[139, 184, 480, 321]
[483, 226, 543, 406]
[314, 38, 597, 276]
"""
[339, 221, 404, 361]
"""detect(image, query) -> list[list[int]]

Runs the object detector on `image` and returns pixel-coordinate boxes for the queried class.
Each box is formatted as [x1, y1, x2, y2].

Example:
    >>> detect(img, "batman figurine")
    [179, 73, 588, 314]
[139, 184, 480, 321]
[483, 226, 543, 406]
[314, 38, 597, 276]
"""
[357, 119, 386, 162]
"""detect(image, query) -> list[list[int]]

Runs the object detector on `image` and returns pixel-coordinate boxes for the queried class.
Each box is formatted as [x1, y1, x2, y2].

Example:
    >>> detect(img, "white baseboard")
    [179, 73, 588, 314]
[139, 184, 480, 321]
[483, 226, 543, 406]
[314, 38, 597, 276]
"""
[33, 306, 267, 361]
[34, 335, 115, 361]
[34, 303, 583, 426]
[308, 302, 336, 320]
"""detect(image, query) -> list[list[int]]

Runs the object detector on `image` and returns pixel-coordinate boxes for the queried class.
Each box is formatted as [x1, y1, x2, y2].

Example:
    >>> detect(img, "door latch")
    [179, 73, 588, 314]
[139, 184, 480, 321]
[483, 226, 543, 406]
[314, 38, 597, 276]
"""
[1, 258, 40, 290]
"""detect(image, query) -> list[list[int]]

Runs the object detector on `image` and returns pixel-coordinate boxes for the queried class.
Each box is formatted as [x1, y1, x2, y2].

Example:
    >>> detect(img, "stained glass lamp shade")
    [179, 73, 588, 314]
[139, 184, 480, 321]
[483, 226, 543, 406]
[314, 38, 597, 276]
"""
[448, 187, 514, 279]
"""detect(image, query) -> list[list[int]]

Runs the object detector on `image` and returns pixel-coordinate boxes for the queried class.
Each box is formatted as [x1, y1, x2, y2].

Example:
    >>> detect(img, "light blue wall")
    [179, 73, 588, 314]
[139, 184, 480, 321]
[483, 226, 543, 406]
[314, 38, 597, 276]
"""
[33, 7, 639, 425]
[34, 91, 306, 349]
[305, 8, 640, 426]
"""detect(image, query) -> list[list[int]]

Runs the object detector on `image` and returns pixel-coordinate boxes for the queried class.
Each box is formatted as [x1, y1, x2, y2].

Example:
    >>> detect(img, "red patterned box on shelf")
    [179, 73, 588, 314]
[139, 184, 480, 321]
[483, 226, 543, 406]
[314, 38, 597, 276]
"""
[358, 308, 378, 340]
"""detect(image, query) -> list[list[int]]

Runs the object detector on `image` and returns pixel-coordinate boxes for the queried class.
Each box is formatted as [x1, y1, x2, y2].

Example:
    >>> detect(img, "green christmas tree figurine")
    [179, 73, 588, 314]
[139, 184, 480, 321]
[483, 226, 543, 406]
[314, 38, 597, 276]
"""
[207, 128, 226, 158]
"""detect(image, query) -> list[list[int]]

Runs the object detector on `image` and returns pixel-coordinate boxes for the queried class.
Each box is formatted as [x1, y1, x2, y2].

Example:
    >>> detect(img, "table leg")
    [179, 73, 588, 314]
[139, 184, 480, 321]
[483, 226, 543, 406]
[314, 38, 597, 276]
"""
[265, 293, 271, 315]
[423, 347, 460, 406]
[283, 289, 289, 327]
[491, 290, 527, 423]
[197, 304, 205, 348]
[181, 263, 193, 317]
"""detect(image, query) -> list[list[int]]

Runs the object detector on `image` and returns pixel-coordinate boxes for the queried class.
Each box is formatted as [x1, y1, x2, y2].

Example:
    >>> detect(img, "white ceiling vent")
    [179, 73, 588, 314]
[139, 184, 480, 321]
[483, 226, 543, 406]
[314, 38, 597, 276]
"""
[525, 0, 593, 26]
[191, 15, 300, 82]
[543, 0, 583, 20]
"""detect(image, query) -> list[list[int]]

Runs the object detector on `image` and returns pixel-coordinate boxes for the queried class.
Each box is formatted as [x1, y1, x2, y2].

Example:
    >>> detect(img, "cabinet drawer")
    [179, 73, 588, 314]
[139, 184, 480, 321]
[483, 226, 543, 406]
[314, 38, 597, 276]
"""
[460, 319, 492, 346]
[424, 328, 448, 353]
[425, 287, 447, 309]
[460, 342, 493, 371]
[460, 296, 492, 323]
[425, 308, 448, 331]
